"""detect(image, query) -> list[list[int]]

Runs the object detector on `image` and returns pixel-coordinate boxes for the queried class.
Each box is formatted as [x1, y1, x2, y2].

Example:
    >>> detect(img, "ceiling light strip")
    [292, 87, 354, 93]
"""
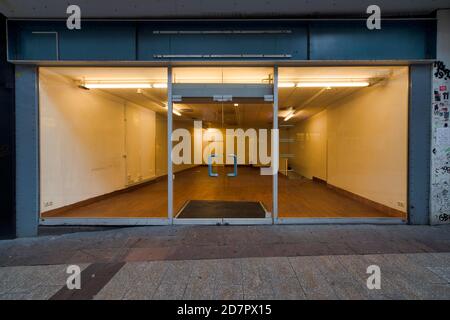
[153, 30, 292, 34]
[82, 82, 167, 89]
[278, 81, 370, 88]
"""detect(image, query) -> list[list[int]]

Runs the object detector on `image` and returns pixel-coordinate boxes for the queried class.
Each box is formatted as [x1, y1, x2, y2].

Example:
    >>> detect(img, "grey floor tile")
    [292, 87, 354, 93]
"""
[241, 258, 275, 299]
[153, 282, 187, 300]
[312, 256, 371, 300]
[0, 264, 88, 296]
[214, 284, 244, 300]
[289, 256, 338, 300]
[213, 259, 243, 285]
[363, 254, 422, 299]
[259, 257, 306, 299]
[183, 260, 217, 300]
[336, 255, 399, 299]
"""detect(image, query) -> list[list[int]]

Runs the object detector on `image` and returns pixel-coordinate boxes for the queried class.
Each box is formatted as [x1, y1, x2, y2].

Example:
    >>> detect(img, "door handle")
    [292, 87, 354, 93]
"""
[227, 154, 237, 177]
[208, 154, 219, 177]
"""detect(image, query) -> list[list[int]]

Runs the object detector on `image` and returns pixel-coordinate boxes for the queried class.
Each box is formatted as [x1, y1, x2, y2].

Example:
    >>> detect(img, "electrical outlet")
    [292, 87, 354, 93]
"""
[397, 201, 405, 208]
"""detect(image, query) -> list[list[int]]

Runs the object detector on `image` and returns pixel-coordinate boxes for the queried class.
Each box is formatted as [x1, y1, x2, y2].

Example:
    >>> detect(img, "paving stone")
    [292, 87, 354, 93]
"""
[0, 292, 28, 300]
[125, 246, 176, 262]
[289, 256, 338, 299]
[183, 260, 216, 300]
[2, 225, 450, 267]
[23, 285, 63, 300]
[0, 264, 88, 295]
[241, 258, 275, 299]
[1, 225, 450, 300]
[312, 256, 371, 300]
[68, 248, 129, 264]
[336, 255, 401, 299]
[378, 254, 449, 299]
[363, 254, 422, 299]
[214, 284, 244, 300]
[94, 262, 148, 300]
[152, 281, 188, 300]
[405, 252, 449, 269]
[123, 261, 168, 300]
[427, 267, 450, 283]
[213, 259, 243, 285]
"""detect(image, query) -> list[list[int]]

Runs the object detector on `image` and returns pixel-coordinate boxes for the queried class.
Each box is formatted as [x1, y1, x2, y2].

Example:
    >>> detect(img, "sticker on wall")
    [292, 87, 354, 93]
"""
[434, 90, 441, 102]
[431, 61, 450, 225]
[434, 61, 450, 80]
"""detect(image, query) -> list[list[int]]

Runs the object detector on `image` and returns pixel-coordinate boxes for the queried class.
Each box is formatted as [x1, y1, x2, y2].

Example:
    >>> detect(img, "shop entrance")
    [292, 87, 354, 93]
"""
[171, 67, 275, 222]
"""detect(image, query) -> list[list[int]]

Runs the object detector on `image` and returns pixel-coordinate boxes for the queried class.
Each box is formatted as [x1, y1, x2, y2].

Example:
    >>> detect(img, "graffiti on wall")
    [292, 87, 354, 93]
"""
[431, 61, 450, 224]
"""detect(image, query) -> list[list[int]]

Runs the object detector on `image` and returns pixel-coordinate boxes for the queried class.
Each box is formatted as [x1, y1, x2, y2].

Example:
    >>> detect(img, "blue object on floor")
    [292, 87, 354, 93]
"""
[227, 154, 238, 177]
[208, 154, 219, 177]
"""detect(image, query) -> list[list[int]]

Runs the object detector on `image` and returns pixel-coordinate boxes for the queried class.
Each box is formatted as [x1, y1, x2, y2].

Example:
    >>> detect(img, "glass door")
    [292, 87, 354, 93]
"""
[170, 67, 275, 224]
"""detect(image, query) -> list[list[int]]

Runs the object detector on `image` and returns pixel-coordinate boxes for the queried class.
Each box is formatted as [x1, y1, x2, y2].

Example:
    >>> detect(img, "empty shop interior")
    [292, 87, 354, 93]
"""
[39, 66, 408, 221]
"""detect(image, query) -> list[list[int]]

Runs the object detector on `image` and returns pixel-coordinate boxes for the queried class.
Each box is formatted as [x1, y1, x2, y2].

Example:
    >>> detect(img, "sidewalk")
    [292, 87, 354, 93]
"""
[0, 225, 449, 299]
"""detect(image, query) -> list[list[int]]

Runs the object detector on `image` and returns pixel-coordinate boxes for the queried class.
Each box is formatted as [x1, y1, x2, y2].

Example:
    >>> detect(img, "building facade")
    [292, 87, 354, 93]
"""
[1, 2, 449, 237]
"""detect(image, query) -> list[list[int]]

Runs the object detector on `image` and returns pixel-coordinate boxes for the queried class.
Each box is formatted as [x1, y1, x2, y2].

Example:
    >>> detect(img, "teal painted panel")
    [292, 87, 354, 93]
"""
[60, 22, 136, 61]
[310, 21, 436, 60]
[137, 21, 308, 61]
[7, 20, 436, 61]
[11, 22, 61, 60]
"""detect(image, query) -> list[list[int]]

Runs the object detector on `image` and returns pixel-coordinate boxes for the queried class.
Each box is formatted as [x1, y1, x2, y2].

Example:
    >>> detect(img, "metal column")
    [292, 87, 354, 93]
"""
[15, 65, 39, 237]
[273, 66, 279, 222]
[167, 67, 173, 222]
[408, 64, 432, 225]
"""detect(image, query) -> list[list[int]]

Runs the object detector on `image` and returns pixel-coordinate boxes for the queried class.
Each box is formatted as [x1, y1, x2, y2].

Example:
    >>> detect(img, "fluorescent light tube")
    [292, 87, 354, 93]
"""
[152, 83, 168, 88]
[83, 83, 152, 89]
[278, 82, 296, 88]
[173, 109, 182, 116]
[283, 108, 295, 121]
[296, 81, 369, 88]
[284, 113, 294, 121]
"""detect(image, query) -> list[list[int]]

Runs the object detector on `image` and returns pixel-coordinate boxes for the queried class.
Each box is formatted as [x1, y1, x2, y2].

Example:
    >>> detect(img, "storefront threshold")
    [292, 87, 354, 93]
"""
[39, 217, 406, 226]
[276, 217, 407, 225]
[39, 218, 170, 226]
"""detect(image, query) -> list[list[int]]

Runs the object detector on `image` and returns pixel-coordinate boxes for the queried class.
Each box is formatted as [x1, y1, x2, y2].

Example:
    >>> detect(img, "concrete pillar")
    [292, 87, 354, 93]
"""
[15, 65, 39, 237]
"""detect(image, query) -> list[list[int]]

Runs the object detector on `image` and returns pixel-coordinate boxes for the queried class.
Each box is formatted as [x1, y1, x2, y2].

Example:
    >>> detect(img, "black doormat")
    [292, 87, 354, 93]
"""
[176, 200, 267, 219]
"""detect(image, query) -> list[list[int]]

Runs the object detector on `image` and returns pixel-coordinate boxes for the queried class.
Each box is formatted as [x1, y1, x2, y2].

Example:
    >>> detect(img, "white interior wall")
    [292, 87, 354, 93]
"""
[39, 70, 159, 212]
[288, 67, 408, 212]
[125, 102, 156, 185]
[155, 113, 168, 177]
[327, 68, 408, 212]
[288, 110, 328, 180]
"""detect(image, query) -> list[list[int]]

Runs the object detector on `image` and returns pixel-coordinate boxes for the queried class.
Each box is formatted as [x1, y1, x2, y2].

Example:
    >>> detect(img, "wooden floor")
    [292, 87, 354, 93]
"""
[42, 166, 406, 219]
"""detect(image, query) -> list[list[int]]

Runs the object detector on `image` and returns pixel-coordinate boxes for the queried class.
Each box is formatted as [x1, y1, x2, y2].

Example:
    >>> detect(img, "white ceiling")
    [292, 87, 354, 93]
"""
[1, 0, 448, 18]
[42, 66, 405, 127]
